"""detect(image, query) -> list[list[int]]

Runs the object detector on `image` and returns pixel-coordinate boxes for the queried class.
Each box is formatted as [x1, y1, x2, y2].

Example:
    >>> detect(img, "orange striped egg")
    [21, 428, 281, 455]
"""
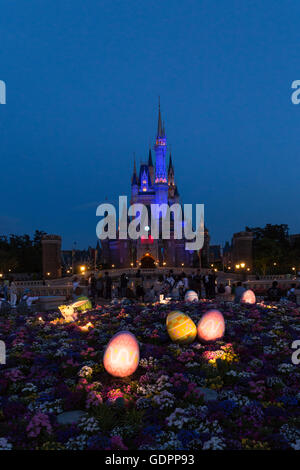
[166, 310, 197, 344]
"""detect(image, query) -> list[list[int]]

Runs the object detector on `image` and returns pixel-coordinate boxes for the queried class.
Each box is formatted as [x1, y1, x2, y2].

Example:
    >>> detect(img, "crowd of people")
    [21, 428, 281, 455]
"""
[82, 270, 300, 306]
[81, 269, 233, 304]
[1, 272, 299, 314]
[0, 278, 39, 310]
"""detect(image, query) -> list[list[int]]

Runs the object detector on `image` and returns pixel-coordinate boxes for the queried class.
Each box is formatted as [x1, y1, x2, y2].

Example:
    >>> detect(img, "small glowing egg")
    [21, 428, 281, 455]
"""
[197, 310, 225, 342]
[166, 310, 197, 344]
[103, 331, 139, 377]
[72, 296, 92, 312]
[184, 290, 199, 302]
[241, 289, 256, 305]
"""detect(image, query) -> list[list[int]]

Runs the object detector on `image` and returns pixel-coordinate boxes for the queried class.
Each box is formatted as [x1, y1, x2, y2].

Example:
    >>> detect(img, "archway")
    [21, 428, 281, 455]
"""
[140, 253, 156, 269]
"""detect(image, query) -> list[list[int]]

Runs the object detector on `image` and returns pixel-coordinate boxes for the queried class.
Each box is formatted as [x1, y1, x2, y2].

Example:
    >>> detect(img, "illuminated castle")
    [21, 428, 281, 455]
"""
[101, 102, 209, 268]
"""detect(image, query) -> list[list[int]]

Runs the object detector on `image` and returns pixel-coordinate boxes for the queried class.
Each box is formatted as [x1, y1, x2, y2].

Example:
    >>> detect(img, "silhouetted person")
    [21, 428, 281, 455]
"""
[234, 281, 246, 303]
[104, 271, 112, 299]
[267, 281, 281, 302]
[120, 272, 129, 297]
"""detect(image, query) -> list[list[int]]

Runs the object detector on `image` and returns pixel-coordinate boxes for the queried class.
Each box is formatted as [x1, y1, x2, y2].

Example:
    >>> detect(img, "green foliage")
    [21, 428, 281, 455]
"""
[246, 224, 300, 275]
[0, 230, 46, 274]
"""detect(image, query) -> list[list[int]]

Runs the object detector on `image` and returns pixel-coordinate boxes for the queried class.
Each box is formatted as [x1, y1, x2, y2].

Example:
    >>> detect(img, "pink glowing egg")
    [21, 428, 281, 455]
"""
[197, 310, 225, 342]
[103, 331, 139, 377]
[241, 289, 256, 305]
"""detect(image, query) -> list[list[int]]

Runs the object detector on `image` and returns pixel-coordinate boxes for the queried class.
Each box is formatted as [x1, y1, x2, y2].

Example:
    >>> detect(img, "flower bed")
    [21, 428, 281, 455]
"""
[0, 299, 300, 450]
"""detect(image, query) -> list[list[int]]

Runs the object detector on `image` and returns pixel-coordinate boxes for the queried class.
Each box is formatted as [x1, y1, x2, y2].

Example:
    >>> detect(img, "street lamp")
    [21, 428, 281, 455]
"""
[235, 264, 240, 270]
[80, 266, 86, 273]
[240, 262, 245, 269]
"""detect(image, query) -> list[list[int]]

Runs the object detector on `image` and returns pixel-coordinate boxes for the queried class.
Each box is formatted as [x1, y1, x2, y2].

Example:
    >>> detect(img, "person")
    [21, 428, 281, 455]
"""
[125, 286, 135, 299]
[21, 289, 39, 309]
[9, 280, 17, 307]
[218, 283, 225, 294]
[170, 276, 181, 300]
[234, 282, 246, 303]
[154, 275, 164, 299]
[103, 271, 112, 299]
[136, 282, 145, 301]
[96, 275, 103, 298]
[111, 283, 119, 299]
[208, 270, 216, 299]
[225, 284, 232, 295]
[89, 274, 97, 306]
[166, 270, 175, 289]
[72, 276, 80, 300]
[120, 272, 129, 297]
[267, 281, 281, 302]
[203, 273, 210, 298]
[287, 283, 296, 302]
[193, 269, 202, 298]
[182, 272, 189, 292]
[3, 279, 9, 301]
[144, 285, 155, 302]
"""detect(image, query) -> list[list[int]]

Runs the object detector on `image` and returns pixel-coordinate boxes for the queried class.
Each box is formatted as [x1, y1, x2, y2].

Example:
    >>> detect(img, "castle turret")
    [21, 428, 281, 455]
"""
[131, 157, 138, 203]
[148, 148, 154, 186]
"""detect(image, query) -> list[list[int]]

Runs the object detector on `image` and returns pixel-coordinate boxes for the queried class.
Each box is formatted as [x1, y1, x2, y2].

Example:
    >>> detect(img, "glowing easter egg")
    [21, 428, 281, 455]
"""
[241, 289, 256, 305]
[184, 290, 199, 302]
[72, 296, 92, 312]
[197, 310, 225, 342]
[103, 331, 139, 377]
[166, 310, 197, 344]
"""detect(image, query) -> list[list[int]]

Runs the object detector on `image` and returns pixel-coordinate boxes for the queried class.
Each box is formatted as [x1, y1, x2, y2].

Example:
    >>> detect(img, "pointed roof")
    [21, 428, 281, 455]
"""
[131, 156, 138, 185]
[157, 97, 164, 137]
[148, 148, 153, 167]
[138, 164, 152, 187]
[168, 153, 174, 172]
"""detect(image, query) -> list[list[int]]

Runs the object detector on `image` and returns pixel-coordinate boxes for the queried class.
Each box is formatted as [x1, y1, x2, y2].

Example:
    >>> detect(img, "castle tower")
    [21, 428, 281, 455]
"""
[154, 99, 168, 209]
[42, 234, 62, 279]
[148, 148, 154, 186]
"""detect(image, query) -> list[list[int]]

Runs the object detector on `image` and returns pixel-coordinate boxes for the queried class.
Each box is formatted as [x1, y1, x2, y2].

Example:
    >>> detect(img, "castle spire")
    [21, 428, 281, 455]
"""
[148, 147, 153, 167]
[168, 152, 173, 172]
[131, 155, 138, 185]
[157, 96, 163, 137]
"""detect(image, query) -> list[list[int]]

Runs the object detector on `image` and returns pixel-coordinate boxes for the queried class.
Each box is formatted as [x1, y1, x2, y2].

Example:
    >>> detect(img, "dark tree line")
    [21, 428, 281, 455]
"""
[0, 230, 46, 274]
[246, 224, 300, 275]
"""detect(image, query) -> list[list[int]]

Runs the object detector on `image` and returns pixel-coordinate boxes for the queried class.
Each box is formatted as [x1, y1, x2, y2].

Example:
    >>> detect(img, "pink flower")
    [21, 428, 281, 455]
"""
[26, 412, 52, 438]
[110, 436, 128, 450]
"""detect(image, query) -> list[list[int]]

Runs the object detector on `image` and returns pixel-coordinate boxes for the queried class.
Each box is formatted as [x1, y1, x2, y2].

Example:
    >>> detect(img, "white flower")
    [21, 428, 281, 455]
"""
[203, 436, 225, 450]
[166, 408, 190, 429]
[78, 365, 93, 378]
[291, 440, 300, 450]
[0, 438, 12, 450]
[153, 390, 175, 410]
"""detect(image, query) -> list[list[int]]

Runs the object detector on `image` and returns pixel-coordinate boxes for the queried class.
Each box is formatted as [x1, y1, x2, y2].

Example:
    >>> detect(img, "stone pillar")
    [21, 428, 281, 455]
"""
[42, 235, 62, 279]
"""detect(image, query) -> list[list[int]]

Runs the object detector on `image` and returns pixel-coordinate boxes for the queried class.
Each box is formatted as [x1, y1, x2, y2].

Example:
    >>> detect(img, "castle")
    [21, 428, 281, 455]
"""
[101, 103, 210, 269]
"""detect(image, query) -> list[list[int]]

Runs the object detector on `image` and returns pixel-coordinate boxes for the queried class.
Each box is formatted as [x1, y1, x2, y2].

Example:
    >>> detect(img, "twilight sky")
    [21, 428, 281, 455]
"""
[0, 0, 300, 249]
